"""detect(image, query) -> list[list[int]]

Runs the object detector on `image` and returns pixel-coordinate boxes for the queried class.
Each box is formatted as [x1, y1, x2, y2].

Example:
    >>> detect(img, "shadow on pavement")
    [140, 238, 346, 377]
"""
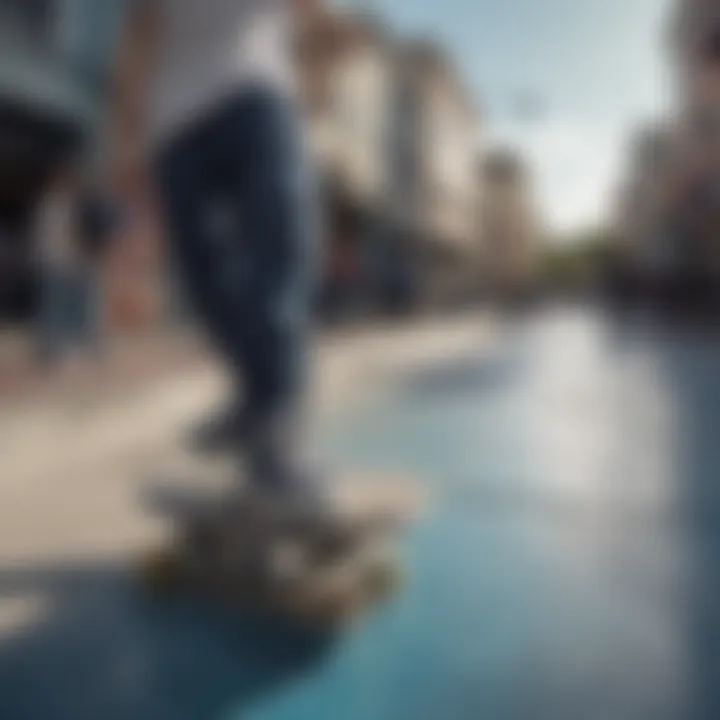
[183, 405, 243, 456]
[0, 560, 335, 720]
[397, 351, 517, 402]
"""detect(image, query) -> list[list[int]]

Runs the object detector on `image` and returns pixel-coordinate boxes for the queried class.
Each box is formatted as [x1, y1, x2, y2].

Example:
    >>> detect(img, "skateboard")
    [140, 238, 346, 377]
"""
[138, 473, 426, 626]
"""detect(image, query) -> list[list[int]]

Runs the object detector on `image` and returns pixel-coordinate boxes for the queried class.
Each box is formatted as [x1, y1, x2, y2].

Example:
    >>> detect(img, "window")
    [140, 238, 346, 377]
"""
[692, 105, 720, 141]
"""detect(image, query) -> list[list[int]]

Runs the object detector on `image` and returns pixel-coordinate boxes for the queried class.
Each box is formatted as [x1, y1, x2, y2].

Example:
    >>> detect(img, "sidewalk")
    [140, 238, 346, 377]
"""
[0, 311, 492, 637]
[0, 327, 207, 404]
[2, 313, 493, 490]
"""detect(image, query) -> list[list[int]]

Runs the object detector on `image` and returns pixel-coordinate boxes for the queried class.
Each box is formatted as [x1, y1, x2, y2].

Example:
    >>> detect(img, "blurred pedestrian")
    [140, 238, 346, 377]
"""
[34, 160, 113, 369]
[0, 224, 10, 322]
[122, 0, 321, 500]
[76, 188, 123, 355]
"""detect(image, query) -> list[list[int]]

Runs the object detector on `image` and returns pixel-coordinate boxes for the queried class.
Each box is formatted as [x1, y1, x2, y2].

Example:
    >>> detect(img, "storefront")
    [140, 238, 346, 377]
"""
[0, 0, 125, 321]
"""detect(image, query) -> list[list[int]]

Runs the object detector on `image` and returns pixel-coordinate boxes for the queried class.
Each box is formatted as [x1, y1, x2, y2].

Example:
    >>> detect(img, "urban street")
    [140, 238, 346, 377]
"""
[1, 305, 720, 719]
[2, 0, 720, 718]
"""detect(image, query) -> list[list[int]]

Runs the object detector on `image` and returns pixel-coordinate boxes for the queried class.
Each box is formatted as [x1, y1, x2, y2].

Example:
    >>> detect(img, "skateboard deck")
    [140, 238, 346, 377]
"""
[138, 472, 426, 626]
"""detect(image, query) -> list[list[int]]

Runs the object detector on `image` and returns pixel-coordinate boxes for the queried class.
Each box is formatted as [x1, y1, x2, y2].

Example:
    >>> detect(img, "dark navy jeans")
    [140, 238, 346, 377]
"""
[155, 87, 317, 444]
[37, 265, 102, 365]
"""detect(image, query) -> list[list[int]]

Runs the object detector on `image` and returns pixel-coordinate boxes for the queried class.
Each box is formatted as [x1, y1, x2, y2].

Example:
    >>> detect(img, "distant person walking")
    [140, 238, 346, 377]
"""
[0, 225, 10, 322]
[35, 161, 109, 368]
[121, 0, 320, 498]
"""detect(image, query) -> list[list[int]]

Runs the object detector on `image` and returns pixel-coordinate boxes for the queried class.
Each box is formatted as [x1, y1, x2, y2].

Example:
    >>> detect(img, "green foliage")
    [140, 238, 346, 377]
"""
[540, 228, 618, 289]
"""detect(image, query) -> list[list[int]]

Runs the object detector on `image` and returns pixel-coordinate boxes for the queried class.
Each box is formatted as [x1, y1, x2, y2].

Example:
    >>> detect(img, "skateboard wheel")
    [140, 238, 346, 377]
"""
[364, 557, 403, 600]
[294, 591, 364, 628]
[137, 546, 184, 593]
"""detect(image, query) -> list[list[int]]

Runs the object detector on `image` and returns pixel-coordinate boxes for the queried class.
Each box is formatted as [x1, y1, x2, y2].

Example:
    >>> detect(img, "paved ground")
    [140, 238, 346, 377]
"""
[1, 313, 489, 487]
[0, 326, 209, 402]
[0, 311, 490, 563]
[2, 305, 720, 719]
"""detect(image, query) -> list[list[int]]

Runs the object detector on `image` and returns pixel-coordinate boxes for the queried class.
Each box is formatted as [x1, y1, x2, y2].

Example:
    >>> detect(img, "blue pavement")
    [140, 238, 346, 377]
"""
[0, 306, 719, 719]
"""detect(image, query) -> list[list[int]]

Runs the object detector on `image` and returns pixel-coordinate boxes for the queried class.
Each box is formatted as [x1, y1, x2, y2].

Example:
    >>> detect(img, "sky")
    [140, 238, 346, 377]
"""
[341, 0, 674, 238]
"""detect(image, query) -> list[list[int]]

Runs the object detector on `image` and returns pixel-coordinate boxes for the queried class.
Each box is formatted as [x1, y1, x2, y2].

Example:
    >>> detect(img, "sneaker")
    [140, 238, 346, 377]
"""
[188, 403, 248, 454]
[254, 465, 332, 520]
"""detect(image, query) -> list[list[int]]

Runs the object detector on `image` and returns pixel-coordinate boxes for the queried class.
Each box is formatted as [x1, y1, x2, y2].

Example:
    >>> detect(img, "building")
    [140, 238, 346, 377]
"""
[393, 40, 481, 308]
[611, 0, 720, 306]
[481, 148, 539, 297]
[299, 6, 484, 314]
[615, 123, 679, 289]
[298, 8, 397, 317]
[642, 0, 720, 305]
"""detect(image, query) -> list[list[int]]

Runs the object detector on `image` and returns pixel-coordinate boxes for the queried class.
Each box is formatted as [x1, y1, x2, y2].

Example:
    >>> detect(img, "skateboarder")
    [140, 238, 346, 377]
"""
[120, 0, 320, 498]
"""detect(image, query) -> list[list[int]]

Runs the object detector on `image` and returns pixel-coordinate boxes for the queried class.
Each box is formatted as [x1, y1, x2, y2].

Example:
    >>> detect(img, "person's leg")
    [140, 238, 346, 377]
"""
[156, 124, 251, 410]
[220, 89, 319, 489]
[36, 266, 69, 367]
[71, 267, 103, 359]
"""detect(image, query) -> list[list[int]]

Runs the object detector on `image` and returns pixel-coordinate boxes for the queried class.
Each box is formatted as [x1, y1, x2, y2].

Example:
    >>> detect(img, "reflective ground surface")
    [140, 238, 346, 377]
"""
[2, 306, 720, 719]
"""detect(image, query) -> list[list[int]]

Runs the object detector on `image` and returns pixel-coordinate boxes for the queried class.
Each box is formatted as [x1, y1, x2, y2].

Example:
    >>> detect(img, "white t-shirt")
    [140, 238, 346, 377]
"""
[146, 0, 293, 146]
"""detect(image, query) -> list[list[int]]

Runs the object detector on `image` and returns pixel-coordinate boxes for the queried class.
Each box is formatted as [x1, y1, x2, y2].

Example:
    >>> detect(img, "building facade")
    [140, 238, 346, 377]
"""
[0, 0, 126, 322]
[298, 9, 398, 317]
[620, 0, 720, 306]
[480, 149, 538, 297]
[395, 41, 481, 307]
[615, 124, 678, 285]
[669, 0, 720, 286]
